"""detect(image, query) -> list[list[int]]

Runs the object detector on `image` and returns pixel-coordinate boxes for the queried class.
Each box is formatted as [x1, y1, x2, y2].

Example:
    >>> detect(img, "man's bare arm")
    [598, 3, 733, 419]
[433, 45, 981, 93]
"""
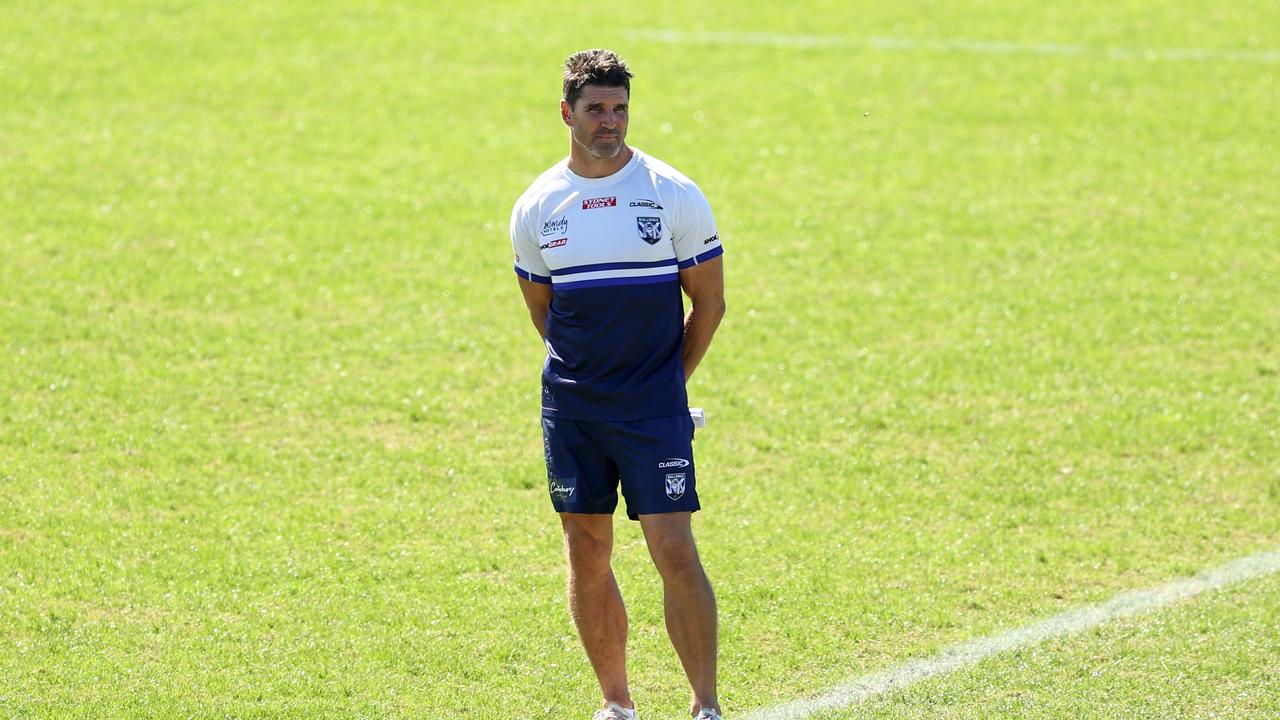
[678, 256, 726, 382]
[517, 276, 553, 340]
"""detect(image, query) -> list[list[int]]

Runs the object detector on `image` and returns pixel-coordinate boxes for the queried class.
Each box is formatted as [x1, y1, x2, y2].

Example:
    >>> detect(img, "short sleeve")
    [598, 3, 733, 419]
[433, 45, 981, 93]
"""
[671, 183, 723, 269]
[511, 202, 551, 283]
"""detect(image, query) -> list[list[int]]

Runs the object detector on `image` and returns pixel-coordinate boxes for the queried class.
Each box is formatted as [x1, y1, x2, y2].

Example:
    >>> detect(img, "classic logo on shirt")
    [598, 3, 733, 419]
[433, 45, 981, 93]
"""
[540, 238, 567, 250]
[629, 198, 663, 209]
[541, 216, 568, 236]
[582, 196, 617, 210]
[636, 216, 663, 245]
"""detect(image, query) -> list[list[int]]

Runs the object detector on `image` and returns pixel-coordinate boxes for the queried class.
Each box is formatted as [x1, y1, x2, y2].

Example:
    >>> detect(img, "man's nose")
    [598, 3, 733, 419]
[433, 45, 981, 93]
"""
[601, 110, 617, 127]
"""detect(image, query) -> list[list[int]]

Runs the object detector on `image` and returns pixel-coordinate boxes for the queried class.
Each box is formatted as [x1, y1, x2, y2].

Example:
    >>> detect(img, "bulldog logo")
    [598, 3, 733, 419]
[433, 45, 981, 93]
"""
[665, 473, 686, 501]
[636, 216, 663, 245]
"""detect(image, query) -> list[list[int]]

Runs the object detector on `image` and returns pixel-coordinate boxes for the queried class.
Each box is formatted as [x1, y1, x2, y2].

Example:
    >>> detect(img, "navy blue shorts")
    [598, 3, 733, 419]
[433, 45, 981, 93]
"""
[542, 413, 699, 520]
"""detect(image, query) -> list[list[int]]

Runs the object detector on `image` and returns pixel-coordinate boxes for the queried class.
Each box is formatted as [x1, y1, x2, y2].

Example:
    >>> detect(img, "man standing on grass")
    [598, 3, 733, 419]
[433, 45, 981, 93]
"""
[510, 49, 727, 720]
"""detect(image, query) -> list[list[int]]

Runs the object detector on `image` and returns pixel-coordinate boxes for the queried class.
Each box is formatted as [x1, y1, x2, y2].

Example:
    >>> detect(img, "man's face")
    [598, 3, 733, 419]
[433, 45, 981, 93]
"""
[563, 84, 629, 160]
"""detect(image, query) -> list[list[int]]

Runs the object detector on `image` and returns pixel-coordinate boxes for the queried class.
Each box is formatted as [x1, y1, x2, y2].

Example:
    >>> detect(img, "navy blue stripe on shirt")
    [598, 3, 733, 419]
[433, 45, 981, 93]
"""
[514, 264, 552, 284]
[555, 274, 680, 291]
[677, 245, 724, 269]
[550, 257, 679, 277]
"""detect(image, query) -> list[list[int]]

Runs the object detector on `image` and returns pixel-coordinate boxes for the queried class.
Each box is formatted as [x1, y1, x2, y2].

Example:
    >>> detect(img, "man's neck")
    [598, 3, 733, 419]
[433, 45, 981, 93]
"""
[567, 145, 633, 179]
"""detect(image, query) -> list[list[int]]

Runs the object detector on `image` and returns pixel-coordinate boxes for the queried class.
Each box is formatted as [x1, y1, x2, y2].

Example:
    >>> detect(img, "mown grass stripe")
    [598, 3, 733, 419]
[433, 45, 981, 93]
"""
[626, 29, 1280, 63]
[744, 548, 1280, 720]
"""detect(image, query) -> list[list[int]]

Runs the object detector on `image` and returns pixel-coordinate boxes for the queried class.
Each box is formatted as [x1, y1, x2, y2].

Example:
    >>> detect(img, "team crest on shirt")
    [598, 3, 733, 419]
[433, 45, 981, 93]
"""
[665, 473, 687, 501]
[636, 216, 663, 245]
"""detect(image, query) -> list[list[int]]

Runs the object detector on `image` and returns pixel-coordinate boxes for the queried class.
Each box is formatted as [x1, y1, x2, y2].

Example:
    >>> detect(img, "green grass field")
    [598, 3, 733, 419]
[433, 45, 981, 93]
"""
[2, 1, 1278, 717]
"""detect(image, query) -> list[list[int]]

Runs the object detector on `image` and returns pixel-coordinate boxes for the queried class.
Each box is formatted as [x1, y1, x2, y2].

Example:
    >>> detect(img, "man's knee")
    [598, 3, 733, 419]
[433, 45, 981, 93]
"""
[645, 529, 704, 581]
[561, 514, 613, 574]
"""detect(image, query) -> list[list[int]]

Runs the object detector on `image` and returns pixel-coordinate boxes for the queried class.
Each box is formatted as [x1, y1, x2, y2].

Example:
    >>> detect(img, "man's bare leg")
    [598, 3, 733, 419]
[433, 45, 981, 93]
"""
[560, 513, 634, 711]
[638, 512, 719, 716]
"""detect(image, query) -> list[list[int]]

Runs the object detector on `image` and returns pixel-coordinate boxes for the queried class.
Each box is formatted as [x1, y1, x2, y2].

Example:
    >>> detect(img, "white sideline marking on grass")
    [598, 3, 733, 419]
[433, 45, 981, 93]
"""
[742, 548, 1280, 720]
[627, 30, 1280, 63]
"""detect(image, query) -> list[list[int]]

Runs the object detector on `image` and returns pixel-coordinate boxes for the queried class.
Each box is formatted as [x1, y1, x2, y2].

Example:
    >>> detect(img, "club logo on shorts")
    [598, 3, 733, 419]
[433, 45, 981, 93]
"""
[549, 477, 576, 500]
[665, 473, 687, 501]
[636, 216, 663, 245]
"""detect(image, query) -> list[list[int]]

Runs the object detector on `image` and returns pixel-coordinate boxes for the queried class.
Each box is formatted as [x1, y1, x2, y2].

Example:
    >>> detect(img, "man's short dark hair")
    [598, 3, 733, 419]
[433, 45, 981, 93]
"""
[562, 49, 633, 109]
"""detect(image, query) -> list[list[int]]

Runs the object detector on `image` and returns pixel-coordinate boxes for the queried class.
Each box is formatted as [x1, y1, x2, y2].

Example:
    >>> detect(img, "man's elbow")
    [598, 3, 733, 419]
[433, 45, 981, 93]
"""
[700, 295, 726, 322]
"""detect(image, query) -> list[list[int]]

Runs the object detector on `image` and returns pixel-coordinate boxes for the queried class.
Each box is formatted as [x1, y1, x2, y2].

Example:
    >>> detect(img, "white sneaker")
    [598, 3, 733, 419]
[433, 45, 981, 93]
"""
[694, 709, 722, 720]
[593, 703, 639, 720]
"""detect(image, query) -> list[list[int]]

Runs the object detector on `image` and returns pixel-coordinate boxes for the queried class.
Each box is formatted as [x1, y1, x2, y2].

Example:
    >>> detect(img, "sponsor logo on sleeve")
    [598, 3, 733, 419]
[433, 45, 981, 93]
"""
[636, 216, 663, 245]
[703, 233, 719, 245]
[582, 196, 617, 210]
[629, 199, 663, 209]
[665, 473, 687, 501]
[539, 238, 567, 250]
[540, 216, 568, 236]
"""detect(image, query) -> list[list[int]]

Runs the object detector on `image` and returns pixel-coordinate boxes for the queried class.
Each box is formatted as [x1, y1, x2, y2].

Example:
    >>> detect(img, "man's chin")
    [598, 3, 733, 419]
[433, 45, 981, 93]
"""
[589, 141, 623, 159]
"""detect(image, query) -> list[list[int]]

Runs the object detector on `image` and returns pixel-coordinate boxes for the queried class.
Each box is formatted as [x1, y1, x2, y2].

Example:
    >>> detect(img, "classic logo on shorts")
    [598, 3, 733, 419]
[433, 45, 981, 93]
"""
[665, 473, 687, 501]
[658, 457, 690, 469]
[582, 196, 616, 210]
[541, 216, 568, 236]
[637, 216, 663, 245]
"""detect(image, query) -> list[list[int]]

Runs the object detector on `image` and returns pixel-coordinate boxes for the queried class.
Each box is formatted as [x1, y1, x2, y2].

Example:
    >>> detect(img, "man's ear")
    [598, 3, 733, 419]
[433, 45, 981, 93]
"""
[560, 99, 573, 127]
